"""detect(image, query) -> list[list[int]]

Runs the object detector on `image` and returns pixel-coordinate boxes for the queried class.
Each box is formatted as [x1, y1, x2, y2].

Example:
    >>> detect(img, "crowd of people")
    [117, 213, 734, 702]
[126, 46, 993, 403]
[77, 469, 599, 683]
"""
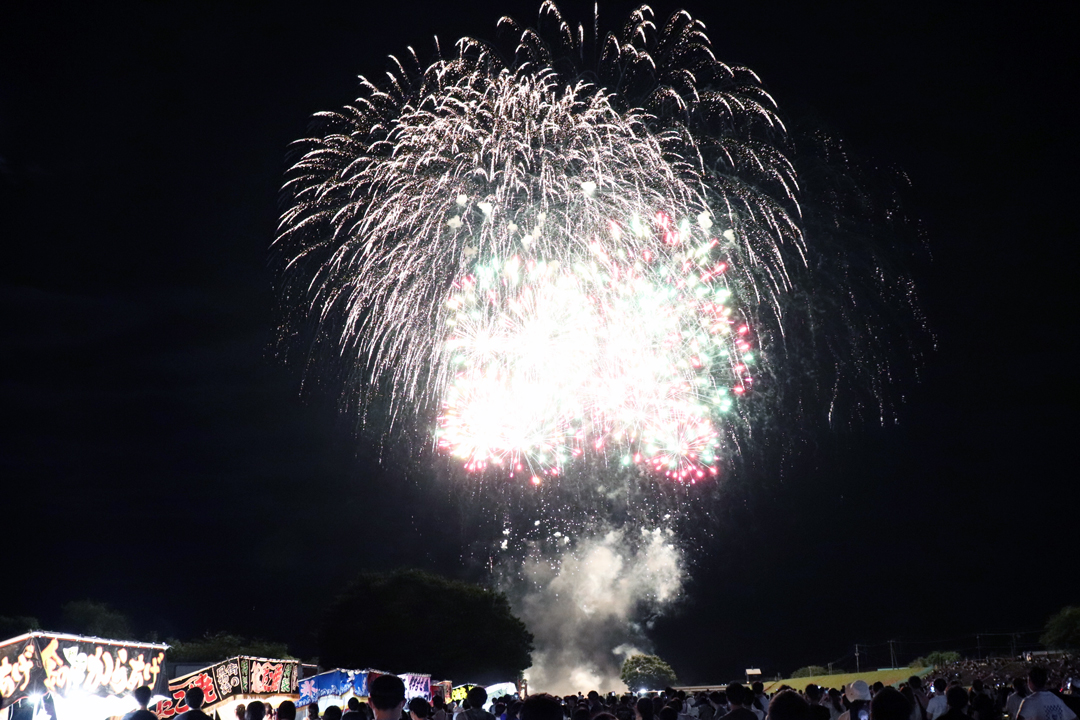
[123, 658, 1080, 720]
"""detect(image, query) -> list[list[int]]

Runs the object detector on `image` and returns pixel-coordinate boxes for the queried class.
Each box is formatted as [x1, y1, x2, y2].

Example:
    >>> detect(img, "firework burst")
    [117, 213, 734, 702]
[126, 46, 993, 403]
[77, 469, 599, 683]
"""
[435, 210, 754, 481]
[276, 3, 923, 480]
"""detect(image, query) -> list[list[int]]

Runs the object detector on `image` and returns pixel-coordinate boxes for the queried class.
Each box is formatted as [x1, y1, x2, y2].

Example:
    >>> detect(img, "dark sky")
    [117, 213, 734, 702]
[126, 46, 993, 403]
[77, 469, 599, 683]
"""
[2, 0, 1076, 682]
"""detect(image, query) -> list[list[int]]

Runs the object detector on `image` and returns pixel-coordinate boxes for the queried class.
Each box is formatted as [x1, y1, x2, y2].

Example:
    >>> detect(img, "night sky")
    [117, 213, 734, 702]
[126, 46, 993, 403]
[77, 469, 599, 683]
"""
[2, 0, 1076, 683]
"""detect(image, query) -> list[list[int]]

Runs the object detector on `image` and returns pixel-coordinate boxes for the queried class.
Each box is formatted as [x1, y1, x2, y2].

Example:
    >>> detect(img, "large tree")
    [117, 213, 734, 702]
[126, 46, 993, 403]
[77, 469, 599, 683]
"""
[318, 569, 532, 684]
[620, 654, 678, 692]
[1041, 606, 1080, 649]
[60, 600, 132, 639]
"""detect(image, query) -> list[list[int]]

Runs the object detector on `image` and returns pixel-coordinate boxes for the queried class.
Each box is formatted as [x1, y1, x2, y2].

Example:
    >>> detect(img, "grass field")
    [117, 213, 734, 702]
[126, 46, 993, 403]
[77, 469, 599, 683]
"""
[762, 666, 932, 693]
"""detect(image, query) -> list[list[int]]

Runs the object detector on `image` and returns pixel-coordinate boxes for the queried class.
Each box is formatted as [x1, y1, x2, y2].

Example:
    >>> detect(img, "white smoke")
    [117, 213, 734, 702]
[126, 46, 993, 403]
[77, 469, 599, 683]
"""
[514, 526, 684, 695]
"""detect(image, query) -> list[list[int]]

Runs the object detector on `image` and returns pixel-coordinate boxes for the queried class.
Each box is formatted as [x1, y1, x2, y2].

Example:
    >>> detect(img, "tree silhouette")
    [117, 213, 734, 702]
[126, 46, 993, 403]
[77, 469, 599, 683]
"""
[318, 569, 532, 684]
[1042, 606, 1080, 649]
[620, 654, 678, 691]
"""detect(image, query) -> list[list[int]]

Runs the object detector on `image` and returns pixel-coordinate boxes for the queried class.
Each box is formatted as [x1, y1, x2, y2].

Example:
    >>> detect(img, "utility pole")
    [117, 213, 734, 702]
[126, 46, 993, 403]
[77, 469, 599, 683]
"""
[855, 644, 861, 673]
[889, 640, 897, 669]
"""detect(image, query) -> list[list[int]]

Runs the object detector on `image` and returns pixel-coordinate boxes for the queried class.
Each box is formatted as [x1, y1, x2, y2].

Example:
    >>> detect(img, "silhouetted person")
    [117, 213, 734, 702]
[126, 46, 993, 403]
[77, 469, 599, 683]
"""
[325, 706, 344, 720]
[124, 686, 158, 720]
[840, 682, 873, 720]
[344, 699, 367, 720]
[937, 687, 972, 720]
[412, 699, 434, 720]
[753, 684, 770, 718]
[369, 675, 407, 720]
[806, 686, 830, 720]
[722, 685, 757, 720]
[767, 691, 810, 720]
[1018, 667, 1077, 720]
[1007, 678, 1029, 720]
[467, 689, 496, 720]
[279, 702, 297, 720]
[175, 687, 214, 720]
[908, 678, 928, 720]
[249, 702, 268, 720]
[521, 695, 565, 720]
[637, 696, 657, 720]
[871, 689, 911, 720]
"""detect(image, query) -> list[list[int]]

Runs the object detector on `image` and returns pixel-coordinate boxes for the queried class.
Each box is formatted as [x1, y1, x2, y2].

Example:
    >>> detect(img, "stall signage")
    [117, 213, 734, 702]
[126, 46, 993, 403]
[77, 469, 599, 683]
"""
[401, 674, 431, 701]
[0, 634, 166, 711]
[155, 657, 299, 717]
[299, 670, 353, 707]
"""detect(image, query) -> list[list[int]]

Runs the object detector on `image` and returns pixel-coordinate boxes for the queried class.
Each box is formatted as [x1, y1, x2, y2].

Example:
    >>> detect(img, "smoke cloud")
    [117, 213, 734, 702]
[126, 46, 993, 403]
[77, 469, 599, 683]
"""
[513, 526, 684, 694]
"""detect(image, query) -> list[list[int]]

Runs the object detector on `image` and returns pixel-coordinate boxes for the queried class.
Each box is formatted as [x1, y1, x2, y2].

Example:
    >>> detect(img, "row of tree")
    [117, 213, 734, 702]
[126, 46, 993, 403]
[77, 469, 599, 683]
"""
[3, 584, 1078, 687]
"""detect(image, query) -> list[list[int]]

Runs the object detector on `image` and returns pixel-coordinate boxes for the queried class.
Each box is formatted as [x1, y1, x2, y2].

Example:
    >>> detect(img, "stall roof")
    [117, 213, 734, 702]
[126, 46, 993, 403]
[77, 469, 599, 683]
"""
[0, 630, 169, 651]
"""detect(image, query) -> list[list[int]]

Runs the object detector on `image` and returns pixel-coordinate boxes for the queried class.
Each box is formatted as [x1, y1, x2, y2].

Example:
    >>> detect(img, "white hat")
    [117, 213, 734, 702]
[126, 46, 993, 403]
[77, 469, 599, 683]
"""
[845, 681, 871, 703]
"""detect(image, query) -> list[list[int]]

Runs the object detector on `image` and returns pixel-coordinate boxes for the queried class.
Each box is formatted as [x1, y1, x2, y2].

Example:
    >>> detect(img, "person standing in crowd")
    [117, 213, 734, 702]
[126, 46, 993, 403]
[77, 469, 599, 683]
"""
[937, 687, 972, 720]
[175, 688, 213, 720]
[805, 685, 830, 720]
[1007, 678, 1029, 720]
[369, 675, 408, 720]
[926, 681, 948, 720]
[344, 698, 367, 720]
[279, 702, 297, 720]
[695, 694, 715, 720]
[871, 689, 912, 720]
[722, 684, 758, 720]
[1018, 667, 1077, 720]
[248, 702, 267, 720]
[432, 696, 449, 720]
[767, 691, 810, 720]
[637, 696, 657, 720]
[237, 705, 248, 720]
[124, 686, 158, 720]
[412, 698, 434, 720]
[752, 684, 770, 719]
[908, 677, 929, 720]
[826, 689, 844, 720]
[839, 681, 873, 720]
[307, 703, 321, 720]
[466, 688, 496, 720]
[520, 695, 564, 720]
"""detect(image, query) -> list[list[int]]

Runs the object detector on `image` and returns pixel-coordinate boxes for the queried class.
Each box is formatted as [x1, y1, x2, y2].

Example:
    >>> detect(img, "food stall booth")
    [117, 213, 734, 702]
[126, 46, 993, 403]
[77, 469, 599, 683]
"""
[297, 669, 432, 713]
[153, 655, 300, 719]
[0, 630, 168, 720]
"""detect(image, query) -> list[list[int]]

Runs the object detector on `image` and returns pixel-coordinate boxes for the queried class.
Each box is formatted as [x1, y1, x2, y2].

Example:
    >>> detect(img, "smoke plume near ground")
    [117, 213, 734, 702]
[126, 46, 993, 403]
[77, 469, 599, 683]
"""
[512, 525, 684, 694]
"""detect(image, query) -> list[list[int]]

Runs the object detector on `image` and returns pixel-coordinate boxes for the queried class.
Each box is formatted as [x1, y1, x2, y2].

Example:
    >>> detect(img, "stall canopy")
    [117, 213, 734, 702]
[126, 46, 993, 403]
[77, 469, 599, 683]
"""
[401, 674, 430, 701]
[0, 631, 168, 719]
[154, 655, 300, 718]
[297, 669, 368, 708]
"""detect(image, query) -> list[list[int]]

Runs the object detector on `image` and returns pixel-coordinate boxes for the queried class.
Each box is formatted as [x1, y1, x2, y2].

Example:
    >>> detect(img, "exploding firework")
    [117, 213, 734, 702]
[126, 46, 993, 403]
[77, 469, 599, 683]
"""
[436, 210, 755, 481]
[275, 3, 923, 479]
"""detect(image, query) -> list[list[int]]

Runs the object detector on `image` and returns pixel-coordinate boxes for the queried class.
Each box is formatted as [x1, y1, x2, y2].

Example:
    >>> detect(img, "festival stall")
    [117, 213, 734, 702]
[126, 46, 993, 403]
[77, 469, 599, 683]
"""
[154, 655, 300, 719]
[401, 673, 431, 701]
[483, 683, 518, 703]
[297, 669, 433, 712]
[0, 631, 168, 720]
[297, 668, 373, 713]
[450, 684, 476, 704]
[430, 681, 452, 703]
